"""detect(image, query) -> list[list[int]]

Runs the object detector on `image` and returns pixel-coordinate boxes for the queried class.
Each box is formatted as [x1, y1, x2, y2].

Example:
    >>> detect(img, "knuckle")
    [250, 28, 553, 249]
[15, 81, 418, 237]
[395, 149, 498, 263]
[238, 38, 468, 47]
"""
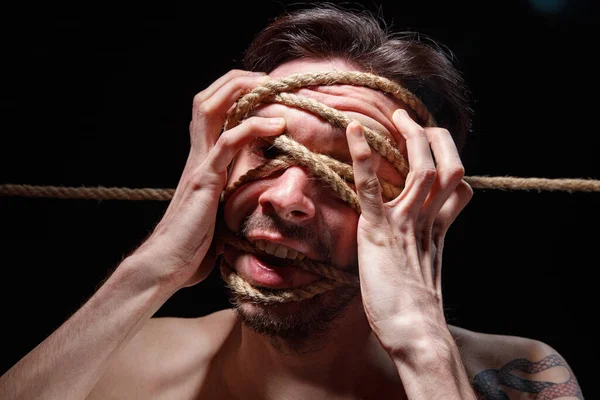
[354, 147, 373, 163]
[440, 162, 465, 183]
[192, 93, 205, 109]
[232, 74, 268, 92]
[229, 68, 247, 76]
[429, 127, 451, 137]
[242, 116, 264, 130]
[192, 96, 214, 117]
[408, 126, 427, 138]
[414, 166, 437, 184]
[357, 175, 381, 194]
[213, 131, 231, 152]
[460, 180, 474, 201]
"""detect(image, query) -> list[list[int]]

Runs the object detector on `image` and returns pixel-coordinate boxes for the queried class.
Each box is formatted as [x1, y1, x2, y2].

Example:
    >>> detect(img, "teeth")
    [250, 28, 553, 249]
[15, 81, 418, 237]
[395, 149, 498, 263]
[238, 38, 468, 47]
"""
[287, 249, 298, 259]
[253, 240, 306, 260]
[274, 245, 288, 258]
[265, 241, 278, 255]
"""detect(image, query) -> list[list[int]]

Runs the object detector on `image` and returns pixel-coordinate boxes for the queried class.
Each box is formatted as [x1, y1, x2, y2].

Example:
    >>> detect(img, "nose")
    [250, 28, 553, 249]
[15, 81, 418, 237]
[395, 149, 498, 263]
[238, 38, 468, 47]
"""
[258, 166, 316, 222]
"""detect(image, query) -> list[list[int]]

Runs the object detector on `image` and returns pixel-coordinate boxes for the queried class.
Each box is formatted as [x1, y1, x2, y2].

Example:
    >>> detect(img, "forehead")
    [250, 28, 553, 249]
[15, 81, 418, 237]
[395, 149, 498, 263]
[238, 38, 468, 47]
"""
[255, 58, 411, 148]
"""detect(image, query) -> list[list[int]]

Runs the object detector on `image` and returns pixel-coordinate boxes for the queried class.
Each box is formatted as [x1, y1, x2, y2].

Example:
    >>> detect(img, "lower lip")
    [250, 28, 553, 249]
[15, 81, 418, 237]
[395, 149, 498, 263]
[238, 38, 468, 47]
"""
[243, 253, 320, 289]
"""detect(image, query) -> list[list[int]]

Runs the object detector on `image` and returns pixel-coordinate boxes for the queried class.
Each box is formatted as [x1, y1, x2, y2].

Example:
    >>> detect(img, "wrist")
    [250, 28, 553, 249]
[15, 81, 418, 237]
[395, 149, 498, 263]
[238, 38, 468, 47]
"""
[388, 328, 477, 400]
[390, 330, 459, 370]
[374, 307, 450, 358]
[119, 250, 181, 298]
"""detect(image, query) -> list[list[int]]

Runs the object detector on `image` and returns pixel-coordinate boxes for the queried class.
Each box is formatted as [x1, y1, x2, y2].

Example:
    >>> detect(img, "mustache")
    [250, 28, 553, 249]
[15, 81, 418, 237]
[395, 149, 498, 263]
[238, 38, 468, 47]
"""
[239, 212, 331, 262]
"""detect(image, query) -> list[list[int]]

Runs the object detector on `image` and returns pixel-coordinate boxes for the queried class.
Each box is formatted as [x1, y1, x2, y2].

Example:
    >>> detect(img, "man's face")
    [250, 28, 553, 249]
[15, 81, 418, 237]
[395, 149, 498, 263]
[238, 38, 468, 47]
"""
[221, 58, 410, 348]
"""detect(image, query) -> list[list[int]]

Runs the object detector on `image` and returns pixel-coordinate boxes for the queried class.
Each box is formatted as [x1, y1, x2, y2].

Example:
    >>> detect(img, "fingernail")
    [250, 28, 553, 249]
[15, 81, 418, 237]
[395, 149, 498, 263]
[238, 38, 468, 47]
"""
[249, 71, 267, 76]
[352, 125, 364, 137]
[393, 109, 406, 119]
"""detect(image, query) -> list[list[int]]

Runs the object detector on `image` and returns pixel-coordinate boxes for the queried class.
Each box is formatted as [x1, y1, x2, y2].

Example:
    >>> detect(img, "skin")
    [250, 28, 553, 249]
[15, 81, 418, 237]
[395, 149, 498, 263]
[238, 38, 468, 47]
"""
[0, 58, 582, 400]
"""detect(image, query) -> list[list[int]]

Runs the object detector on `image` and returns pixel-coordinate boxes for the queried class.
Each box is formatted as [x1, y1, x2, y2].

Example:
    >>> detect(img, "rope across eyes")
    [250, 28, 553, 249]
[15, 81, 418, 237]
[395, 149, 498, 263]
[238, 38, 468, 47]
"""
[218, 71, 431, 304]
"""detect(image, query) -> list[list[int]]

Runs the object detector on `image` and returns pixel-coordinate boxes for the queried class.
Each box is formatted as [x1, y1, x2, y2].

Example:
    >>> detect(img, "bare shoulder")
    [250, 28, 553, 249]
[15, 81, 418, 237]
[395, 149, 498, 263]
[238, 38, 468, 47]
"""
[88, 308, 238, 399]
[449, 325, 584, 399]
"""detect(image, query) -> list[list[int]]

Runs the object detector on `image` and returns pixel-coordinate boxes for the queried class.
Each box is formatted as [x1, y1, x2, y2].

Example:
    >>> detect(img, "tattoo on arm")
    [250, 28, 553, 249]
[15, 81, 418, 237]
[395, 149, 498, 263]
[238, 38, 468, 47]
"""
[472, 354, 583, 399]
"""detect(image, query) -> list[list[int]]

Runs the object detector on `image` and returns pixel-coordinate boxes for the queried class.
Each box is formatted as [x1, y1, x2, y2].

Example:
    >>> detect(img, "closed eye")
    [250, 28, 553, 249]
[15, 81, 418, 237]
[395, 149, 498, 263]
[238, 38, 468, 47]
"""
[250, 140, 283, 160]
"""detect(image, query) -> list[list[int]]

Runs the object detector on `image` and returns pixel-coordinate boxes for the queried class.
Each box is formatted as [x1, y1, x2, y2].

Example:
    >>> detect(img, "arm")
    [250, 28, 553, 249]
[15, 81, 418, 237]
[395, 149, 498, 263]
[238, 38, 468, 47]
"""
[471, 338, 584, 399]
[0, 256, 170, 400]
[0, 70, 285, 400]
[346, 109, 476, 399]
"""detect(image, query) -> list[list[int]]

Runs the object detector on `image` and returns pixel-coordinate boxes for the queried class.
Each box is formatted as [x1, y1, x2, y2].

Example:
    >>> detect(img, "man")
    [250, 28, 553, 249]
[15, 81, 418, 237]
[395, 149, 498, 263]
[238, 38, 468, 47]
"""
[0, 3, 584, 399]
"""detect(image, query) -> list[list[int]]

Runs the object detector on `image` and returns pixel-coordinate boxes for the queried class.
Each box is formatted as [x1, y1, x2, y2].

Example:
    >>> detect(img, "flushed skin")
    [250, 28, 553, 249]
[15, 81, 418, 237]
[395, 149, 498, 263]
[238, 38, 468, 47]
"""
[0, 5, 583, 400]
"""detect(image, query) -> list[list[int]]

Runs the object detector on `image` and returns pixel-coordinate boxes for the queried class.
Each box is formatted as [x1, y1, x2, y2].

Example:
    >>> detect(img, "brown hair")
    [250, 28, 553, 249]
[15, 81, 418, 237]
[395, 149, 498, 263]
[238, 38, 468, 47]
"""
[242, 2, 473, 152]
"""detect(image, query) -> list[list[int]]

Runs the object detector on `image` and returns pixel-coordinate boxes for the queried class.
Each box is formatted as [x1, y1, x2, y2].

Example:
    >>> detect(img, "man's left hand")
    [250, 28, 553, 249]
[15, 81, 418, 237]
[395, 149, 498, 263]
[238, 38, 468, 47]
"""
[346, 108, 473, 359]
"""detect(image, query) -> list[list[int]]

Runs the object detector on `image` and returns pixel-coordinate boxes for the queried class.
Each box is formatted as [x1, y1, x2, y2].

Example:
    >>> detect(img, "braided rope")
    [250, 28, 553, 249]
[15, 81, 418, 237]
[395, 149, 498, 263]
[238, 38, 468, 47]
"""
[0, 184, 176, 201]
[224, 71, 436, 130]
[464, 176, 600, 192]
[223, 233, 359, 286]
[272, 92, 409, 176]
[265, 135, 360, 212]
[2, 176, 599, 202]
[220, 260, 342, 304]
[2, 71, 599, 304]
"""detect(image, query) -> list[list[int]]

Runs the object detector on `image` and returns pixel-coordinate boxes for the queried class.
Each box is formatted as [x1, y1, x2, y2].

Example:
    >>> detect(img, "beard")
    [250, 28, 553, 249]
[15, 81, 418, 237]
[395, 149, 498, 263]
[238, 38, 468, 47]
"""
[229, 285, 359, 354]
[226, 209, 360, 354]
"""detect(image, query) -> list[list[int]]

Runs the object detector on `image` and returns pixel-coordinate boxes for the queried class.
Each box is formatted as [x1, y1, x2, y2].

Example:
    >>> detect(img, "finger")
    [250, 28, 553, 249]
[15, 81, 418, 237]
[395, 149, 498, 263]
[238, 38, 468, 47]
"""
[197, 69, 266, 103]
[388, 109, 436, 214]
[435, 179, 473, 233]
[432, 180, 473, 294]
[189, 73, 271, 159]
[419, 127, 466, 227]
[346, 121, 385, 222]
[205, 116, 286, 173]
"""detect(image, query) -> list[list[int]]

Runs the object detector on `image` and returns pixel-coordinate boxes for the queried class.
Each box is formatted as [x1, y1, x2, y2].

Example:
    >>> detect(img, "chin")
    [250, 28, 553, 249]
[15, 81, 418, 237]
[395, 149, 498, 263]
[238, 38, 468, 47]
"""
[228, 285, 360, 353]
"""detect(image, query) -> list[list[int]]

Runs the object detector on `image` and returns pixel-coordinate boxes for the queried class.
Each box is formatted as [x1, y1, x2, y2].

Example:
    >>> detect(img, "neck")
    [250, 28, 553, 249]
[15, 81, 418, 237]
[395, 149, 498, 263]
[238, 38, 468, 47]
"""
[228, 297, 402, 399]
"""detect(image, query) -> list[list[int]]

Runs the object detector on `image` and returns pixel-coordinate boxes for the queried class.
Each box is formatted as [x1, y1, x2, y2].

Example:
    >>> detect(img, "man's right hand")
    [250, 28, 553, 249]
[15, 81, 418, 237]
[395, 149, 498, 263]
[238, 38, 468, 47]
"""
[129, 70, 285, 292]
[0, 69, 285, 400]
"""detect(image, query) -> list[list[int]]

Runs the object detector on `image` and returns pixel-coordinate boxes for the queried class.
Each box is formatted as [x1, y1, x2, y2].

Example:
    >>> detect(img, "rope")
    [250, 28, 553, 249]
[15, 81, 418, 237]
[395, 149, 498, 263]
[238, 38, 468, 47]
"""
[0, 184, 175, 200]
[2, 178, 598, 201]
[2, 71, 599, 304]
[465, 176, 600, 193]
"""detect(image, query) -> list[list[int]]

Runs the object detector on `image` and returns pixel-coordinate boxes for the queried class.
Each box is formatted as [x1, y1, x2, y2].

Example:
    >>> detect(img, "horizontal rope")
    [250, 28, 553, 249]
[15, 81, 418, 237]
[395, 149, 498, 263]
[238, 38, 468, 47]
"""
[464, 176, 600, 193]
[0, 176, 598, 201]
[0, 184, 175, 201]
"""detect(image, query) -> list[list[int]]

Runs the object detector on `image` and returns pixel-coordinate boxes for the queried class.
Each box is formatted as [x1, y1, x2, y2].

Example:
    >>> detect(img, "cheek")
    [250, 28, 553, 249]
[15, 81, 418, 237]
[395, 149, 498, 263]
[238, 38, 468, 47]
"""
[222, 182, 264, 233]
[223, 156, 263, 232]
[321, 204, 359, 267]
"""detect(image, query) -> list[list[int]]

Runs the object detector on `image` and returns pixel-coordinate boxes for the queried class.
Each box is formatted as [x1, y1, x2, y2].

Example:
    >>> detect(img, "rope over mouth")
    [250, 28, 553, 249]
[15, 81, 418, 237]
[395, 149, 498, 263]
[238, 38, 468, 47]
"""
[222, 232, 359, 286]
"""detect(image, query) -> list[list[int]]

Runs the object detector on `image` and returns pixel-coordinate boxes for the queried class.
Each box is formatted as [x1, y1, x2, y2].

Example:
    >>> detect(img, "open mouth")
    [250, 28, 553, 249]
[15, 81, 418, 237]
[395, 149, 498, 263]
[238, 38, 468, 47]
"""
[248, 239, 308, 268]
[252, 251, 296, 268]
[252, 239, 306, 261]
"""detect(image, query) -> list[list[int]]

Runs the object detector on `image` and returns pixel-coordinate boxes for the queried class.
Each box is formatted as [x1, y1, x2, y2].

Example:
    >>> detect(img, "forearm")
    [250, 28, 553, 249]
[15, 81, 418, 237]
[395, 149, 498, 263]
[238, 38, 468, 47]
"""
[0, 255, 175, 400]
[391, 326, 477, 400]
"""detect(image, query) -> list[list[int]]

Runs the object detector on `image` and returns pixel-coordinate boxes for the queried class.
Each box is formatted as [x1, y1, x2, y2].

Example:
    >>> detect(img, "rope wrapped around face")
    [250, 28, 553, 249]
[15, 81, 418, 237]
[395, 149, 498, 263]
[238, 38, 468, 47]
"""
[218, 70, 436, 304]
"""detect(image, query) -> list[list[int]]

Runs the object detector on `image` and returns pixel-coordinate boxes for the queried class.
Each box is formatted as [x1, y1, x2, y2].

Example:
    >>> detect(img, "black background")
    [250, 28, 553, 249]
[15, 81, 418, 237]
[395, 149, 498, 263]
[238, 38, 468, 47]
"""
[1, 0, 598, 396]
